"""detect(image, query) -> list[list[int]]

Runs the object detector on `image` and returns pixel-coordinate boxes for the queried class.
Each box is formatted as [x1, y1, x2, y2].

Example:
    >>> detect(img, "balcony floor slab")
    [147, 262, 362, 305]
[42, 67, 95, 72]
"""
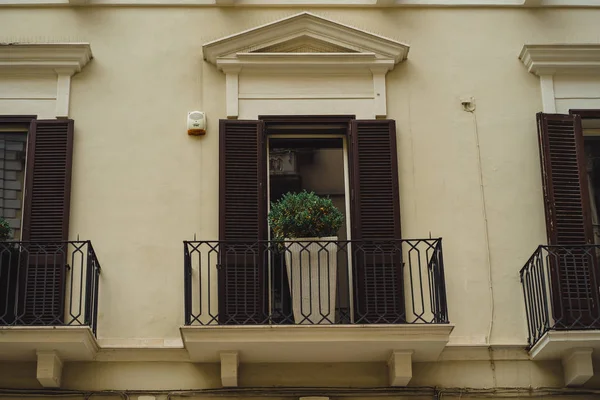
[529, 330, 600, 387]
[180, 324, 454, 363]
[530, 330, 600, 360]
[0, 326, 98, 361]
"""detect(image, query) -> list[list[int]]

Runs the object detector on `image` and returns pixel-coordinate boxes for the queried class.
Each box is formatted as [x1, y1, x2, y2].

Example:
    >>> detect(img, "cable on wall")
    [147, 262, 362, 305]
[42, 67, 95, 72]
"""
[462, 97, 498, 387]
[1, 387, 600, 399]
[462, 98, 496, 346]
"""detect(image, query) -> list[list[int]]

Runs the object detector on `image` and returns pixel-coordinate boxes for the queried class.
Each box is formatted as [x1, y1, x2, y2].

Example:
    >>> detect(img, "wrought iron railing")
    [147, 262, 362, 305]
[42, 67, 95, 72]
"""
[184, 238, 448, 326]
[520, 245, 600, 348]
[0, 241, 101, 335]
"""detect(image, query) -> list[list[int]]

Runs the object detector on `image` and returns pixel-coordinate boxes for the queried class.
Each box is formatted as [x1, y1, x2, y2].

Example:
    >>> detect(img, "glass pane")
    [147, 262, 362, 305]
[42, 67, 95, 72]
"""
[0, 133, 27, 240]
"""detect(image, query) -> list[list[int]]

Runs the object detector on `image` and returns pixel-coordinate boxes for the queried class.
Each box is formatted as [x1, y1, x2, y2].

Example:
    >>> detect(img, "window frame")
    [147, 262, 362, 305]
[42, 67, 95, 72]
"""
[219, 115, 404, 324]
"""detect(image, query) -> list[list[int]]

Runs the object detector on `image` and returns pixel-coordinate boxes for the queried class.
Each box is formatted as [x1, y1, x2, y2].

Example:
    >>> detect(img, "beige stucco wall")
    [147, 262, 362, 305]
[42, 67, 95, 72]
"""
[0, 6, 599, 366]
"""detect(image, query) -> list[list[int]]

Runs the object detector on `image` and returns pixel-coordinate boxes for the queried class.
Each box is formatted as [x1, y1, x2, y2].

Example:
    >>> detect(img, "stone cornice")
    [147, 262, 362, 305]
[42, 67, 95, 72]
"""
[0, 43, 93, 76]
[520, 44, 600, 76]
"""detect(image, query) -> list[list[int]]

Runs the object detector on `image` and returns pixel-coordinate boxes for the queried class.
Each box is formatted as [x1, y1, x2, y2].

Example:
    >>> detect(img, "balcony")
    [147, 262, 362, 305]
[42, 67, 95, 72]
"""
[180, 238, 453, 387]
[521, 245, 600, 386]
[0, 241, 101, 387]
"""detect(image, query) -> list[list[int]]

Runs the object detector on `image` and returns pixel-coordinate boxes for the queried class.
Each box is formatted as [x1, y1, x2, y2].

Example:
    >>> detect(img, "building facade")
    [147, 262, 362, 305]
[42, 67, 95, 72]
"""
[1, 1, 600, 399]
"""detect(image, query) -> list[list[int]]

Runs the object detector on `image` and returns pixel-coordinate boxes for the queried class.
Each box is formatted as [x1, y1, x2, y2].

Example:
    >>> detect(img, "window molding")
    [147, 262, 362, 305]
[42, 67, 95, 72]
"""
[0, 43, 93, 118]
[203, 12, 409, 119]
[519, 44, 600, 114]
[520, 45, 600, 76]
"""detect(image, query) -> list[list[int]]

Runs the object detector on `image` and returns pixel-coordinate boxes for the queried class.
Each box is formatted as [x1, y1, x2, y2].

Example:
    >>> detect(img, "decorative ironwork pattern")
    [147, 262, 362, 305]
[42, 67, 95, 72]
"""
[184, 238, 448, 326]
[520, 245, 600, 348]
[0, 241, 101, 335]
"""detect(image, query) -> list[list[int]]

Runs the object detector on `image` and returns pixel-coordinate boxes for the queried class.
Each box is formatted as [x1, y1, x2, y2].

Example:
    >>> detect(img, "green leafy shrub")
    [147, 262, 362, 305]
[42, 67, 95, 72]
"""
[268, 191, 344, 240]
[0, 218, 12, 241]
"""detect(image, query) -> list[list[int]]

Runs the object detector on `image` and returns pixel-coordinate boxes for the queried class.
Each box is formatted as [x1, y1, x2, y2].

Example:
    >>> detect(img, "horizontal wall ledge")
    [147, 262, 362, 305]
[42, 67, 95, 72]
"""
[180, 324, 454, 363]
[1, 0, 600, 6]
[0, 387, 599, 398]
[440, 344, 530, 361]
[1, 387, 600, 397]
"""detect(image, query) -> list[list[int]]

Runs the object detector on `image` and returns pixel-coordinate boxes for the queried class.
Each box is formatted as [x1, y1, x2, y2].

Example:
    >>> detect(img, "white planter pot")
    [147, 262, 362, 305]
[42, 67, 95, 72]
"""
[284, 236, 338, 324]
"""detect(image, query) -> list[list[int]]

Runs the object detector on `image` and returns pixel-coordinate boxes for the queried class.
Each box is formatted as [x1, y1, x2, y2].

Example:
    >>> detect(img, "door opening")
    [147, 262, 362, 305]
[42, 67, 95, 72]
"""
[267, 135, 352, 323]
[583, 118, 600, 245]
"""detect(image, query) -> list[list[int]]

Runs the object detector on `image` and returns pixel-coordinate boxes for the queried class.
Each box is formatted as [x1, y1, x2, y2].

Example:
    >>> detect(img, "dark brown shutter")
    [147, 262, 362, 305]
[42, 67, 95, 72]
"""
[350, 120, 404, 323]
[538, 113, 593, 246]
[218, 119, 267, 324]
[537, 112, 600, 325]
[21, 119, 74, 325]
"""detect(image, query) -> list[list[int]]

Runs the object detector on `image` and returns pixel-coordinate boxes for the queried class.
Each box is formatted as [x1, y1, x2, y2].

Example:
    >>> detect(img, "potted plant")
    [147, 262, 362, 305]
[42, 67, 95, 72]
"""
[268, 191, 344, 324]
[0, 218, 11, 241]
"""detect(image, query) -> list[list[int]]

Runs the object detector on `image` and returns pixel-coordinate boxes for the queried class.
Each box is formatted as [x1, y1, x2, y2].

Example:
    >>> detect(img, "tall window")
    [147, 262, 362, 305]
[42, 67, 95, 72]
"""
[0, 117, 74, 326]
[218, 117, 403, 324]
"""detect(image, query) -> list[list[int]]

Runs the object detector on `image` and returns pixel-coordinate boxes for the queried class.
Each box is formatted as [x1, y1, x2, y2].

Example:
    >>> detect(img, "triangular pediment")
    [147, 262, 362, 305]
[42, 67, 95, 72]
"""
[203, 12, 409, 70]
[253, 36, 358, 54]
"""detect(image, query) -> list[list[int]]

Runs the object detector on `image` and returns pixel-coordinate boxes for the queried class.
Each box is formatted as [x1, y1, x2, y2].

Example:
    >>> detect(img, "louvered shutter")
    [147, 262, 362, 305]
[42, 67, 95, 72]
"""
[218, 120, 267, 324]
[20, 119, 74, 325]
[350, 120, 404, 323]
[537, 112, 600, 325]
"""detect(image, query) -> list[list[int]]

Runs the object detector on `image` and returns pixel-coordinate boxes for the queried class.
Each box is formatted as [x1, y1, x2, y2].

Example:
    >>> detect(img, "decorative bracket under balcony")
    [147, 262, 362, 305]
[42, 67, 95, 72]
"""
[529, 331, 600, 386]
[0, 326, 99, 387]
